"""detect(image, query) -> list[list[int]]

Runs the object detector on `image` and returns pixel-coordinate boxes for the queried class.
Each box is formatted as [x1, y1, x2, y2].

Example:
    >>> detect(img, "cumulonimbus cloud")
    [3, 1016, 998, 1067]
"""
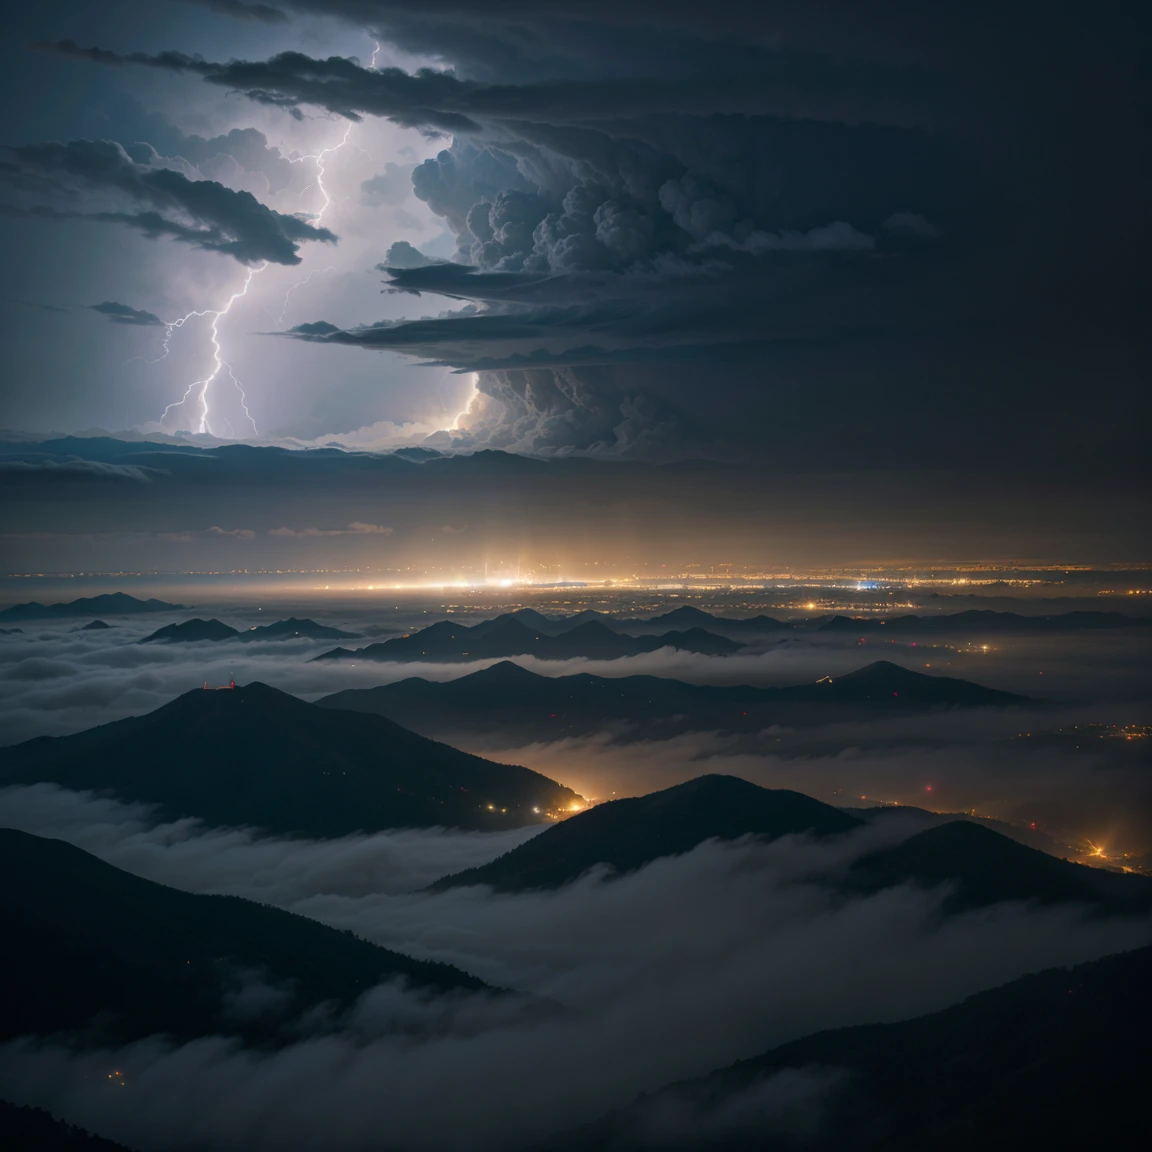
[29, 4, 1150, 473]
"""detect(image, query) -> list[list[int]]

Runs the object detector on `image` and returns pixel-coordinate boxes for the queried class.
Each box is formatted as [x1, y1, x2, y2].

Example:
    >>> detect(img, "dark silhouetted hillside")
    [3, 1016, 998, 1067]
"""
[776, 660, 1026, 706]
[139, 618, 239, 643]
[79, 619, 111, 631]
[561, 944, 1150, 1150]
[430, 776, 861, 892]
[635, 606, 789, 635]
[141, 617, 357, 644]
[0, 829, 489, 1047]
[0, 1101, 136, 1151]
[0, 682, 581, 836]
[0, 593, 183, 622]
[317, 660, 1026, 741]
[237, 617, 359, 641]
[312, 617, 742, 663]
[847, 820, 1152, 914]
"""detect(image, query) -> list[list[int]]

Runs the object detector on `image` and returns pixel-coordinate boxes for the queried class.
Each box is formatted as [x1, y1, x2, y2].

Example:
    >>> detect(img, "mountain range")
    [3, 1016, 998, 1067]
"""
[0, 682, 582, 836]
[317, 659, 1028, 741]
[313, 617, 743, 663]
[0, 592, 183, 622]
[442, 605, 1149, 640]
[559, 942, 1150, 1149]
[0, 829, 488, 1047]
[428, 774, 1152, 912]
[140, 616, 359, 643]
[846, 819, 1152, 915]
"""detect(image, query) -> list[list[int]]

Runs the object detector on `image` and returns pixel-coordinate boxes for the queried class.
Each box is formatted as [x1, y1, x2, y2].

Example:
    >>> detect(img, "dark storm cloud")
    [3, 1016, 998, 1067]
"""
[38, 4, 1150, 463]
[0, 140, 336, 265]
[1, 432, 1146, 564]
[87, 301, 164, 326]
[38, 40, 951, 131]
[41, 44, 483, 133]
[176, 0, 290, 24]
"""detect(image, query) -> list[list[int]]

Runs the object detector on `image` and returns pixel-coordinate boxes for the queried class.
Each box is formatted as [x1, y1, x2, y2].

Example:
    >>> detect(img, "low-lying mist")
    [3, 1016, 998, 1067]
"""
[0, 790, 1147, 1151]
[2, 613, 1147, 744]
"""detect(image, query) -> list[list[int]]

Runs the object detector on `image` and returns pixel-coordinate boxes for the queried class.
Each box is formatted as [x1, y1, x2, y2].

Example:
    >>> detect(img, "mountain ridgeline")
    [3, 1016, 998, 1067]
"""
[0, 829, 490, 1047]
[558, 943, 1151, 1150]
[0, 1101, 137, 1151]
[139, 616, 359, 643]
[429, 776, 862, 892]
[310, 604, 1148, 664]
[317, 659, 1028, 741]
[845, 820, 1152, 914]
[0, 682, 581, 836]
[0, 592, 183, 622]
[429, 774, 1152, 913]
[313, 616, 743, 663]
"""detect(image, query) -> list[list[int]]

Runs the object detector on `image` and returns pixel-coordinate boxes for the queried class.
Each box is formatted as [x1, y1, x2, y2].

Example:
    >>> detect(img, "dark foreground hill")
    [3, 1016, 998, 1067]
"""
[317, 660, 1027, 741]
[313, 617, 743, 663]
[560, 944, 1151, 1150]
[429, 774, 1152, 911]
[0, 1101, 135, 1151]
[847, 820, 1152, 915]
[430, 776, 862, 892]
[0, 682, 581, 836]
[0, 830, 489, 1047]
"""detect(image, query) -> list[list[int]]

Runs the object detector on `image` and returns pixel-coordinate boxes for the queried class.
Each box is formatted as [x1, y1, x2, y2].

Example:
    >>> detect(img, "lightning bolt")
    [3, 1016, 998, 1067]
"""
[152, 38, 382, 436]
[157, 120, 361, 435]
[159, 267, 263, 436]
[275, 114, 373, 327]
[275, 265, 337, 326]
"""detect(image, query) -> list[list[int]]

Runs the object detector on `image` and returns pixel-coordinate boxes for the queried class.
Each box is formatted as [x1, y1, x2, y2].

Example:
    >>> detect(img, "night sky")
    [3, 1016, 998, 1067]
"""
[2, 1, 1145, 472]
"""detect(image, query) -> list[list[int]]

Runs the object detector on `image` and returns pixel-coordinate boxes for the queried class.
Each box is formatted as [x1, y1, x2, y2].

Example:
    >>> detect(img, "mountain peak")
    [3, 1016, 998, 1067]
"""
[462, 660, 544, 685]
[139, 618, 239, 644]
[0, 682, 580, 837]
[648, 605, 716, 625]
[431, 774, 861, 892]
[837, 660, 921, 681]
